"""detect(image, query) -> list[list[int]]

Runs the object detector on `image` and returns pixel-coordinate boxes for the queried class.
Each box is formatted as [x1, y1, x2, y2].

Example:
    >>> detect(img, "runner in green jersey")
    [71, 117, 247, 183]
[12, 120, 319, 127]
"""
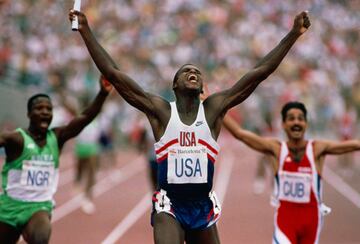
[0, 76, 112, 244]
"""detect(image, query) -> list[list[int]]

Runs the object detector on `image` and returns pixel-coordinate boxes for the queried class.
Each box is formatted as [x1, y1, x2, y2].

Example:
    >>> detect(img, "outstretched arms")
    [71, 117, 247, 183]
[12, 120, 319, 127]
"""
[311, 139, 360, 173]
[68, 10, 168, 117]
[205, 11, 311, 126]
[223, 115, 280, 156]
[315, 139, 360, 156]
[54, 76, 112, 148]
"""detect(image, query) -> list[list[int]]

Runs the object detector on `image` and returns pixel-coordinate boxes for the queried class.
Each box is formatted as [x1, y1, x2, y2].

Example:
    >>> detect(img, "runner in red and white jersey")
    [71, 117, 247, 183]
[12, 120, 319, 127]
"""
[272, 140, 323, 244]
[223, 101, 360, 244]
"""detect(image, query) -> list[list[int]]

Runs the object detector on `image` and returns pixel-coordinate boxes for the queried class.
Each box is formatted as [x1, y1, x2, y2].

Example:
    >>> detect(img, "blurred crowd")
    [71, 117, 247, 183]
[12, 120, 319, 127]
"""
[0, 0, 359, 140]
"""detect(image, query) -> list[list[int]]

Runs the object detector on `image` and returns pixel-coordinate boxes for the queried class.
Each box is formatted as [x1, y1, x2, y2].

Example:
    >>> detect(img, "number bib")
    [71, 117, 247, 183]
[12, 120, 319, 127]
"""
[20, 160, 55, 190]
[167, 146, 208, 184]
[279, 171, 312, 203]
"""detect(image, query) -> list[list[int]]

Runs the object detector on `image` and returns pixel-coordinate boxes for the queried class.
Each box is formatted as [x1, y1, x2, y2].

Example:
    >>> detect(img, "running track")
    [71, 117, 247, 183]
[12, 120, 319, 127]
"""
[2, 132, 360, 243]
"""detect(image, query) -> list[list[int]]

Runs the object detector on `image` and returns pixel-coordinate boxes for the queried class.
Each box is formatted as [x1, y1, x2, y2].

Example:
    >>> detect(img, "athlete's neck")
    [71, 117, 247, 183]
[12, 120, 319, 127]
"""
[27, 126, 46, 141]
[287, 138, 306, 148]
[175, 97, 200, 115]
[287, 139, 307, 163]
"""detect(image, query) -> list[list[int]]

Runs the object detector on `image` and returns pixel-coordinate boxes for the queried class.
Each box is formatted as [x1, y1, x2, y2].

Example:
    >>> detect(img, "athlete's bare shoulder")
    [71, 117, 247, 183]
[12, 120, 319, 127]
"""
[148, 94, 171, 122]
[0, 130, 23, 147]
[311, 140, 328, 158]
[0, 130, 24, 161]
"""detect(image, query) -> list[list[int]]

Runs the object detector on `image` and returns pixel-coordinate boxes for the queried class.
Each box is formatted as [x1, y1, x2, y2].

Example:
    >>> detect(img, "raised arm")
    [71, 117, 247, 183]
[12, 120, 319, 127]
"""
[223, 115, 280, 156]
[315, 139, 360, 156]
[54, 76, 111, 148]
[205, 11, 311, 123]
[312, 139, 360, 173]
[0, 131, 24, 161]
[68, 10, 168, 116]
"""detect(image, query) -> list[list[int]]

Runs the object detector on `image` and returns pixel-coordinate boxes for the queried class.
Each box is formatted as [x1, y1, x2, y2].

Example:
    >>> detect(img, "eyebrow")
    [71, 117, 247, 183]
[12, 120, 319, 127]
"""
[182, 67, 201, 73]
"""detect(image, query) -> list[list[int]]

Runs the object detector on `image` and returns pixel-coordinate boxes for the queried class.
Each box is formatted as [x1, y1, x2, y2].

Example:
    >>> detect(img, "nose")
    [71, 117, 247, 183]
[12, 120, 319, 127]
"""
[41, 107, 51, 115]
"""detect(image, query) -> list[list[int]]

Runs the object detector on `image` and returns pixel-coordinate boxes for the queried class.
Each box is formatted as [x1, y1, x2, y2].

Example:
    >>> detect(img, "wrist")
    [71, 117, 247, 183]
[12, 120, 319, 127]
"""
[289, 29, 302, 37]
[79, 24, 90, 35]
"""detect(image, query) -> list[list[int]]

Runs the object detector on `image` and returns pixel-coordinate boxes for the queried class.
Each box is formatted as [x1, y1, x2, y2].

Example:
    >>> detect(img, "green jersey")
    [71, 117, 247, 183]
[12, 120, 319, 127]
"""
[1, 128, 59, 202]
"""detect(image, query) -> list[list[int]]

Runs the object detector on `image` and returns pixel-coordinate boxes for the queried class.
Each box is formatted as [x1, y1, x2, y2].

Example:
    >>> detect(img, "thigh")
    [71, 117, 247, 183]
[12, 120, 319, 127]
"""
[153, 212, 184, 244]
[22, 210, 51, 244]
[301, 207, 321, 244]
[0, 221, 21, 244]
[185, 224, 220, 244]
[273, 207, 295, 244]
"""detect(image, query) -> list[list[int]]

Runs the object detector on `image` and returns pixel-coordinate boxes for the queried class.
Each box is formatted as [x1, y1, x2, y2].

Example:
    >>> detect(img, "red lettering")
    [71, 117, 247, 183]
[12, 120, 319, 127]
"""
[179, 131, 197, 146]
[190, 132, 196, 146]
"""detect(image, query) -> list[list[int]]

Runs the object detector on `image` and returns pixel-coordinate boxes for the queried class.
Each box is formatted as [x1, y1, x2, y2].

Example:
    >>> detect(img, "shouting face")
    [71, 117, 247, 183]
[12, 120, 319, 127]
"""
[173, 64, 203, 95]
[282, 108, 307, 141]
[28, 96, 53, 133]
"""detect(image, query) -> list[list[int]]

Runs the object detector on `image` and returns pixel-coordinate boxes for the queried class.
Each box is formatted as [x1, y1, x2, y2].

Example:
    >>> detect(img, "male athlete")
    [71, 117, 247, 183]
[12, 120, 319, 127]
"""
[223, 101, 360, 243]
[69, 8, 310, 244]
[0, 77, 112, 243]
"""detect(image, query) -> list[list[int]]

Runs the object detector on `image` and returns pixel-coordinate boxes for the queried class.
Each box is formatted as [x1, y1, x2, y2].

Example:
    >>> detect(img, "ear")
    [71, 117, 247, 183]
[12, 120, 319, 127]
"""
[304, 121, 308, 129]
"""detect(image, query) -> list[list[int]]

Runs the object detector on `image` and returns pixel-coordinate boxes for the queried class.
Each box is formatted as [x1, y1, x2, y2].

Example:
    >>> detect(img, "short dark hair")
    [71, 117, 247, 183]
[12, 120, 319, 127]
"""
[27, 93, 51, 113]
[281, 101, 307, 122]
[172, 63, 196, 88]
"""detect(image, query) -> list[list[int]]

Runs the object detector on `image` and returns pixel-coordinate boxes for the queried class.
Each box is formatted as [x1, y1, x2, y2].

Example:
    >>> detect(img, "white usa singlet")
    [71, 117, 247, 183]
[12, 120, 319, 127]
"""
[154, 101, 219, 199]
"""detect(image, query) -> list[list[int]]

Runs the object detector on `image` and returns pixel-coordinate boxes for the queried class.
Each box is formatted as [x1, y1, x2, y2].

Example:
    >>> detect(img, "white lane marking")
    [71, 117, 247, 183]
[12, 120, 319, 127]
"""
[323, 165, 360, 208]
[214, 151, 234, 204]
[58, 167, 109, 187]
[101, 193, 152, 244]
[52, 156, 145, 223]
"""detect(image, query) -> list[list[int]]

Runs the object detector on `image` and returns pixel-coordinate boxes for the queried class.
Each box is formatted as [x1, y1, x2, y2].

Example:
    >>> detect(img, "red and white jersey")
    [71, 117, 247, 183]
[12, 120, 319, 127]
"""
[273, 140, 322, 207]
[154, 101, 219, 198]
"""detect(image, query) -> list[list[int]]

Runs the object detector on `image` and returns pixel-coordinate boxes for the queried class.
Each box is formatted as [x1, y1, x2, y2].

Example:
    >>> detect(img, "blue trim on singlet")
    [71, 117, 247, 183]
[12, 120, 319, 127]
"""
[274, 173, 280, 198]
[317, 174, 322, 202]
[273, 233, 280, 244]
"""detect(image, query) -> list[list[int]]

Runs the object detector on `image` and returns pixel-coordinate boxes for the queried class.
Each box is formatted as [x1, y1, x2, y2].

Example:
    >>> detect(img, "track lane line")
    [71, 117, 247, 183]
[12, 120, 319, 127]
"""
[214, 150, 234, 204]
[323, 165, 360, 208]
[101, 193, 152, 244]
[52, 156, 146, 223]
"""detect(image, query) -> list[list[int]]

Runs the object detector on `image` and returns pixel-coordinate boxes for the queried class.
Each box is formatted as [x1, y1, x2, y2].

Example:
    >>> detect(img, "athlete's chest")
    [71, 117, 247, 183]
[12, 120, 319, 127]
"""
[282, 153, 313, 174]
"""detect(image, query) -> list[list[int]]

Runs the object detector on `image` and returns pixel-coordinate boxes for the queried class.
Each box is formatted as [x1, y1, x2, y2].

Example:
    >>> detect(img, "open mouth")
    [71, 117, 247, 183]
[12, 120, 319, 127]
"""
[40, 121, 49, 128]
[39, 118, 51, 128]
[188, 74, 197, 83]
[291, 125, 302, 132]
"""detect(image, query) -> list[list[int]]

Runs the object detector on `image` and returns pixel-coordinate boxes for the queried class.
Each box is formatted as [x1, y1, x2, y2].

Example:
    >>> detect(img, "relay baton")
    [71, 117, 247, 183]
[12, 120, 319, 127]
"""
[71, 0, 82, 31]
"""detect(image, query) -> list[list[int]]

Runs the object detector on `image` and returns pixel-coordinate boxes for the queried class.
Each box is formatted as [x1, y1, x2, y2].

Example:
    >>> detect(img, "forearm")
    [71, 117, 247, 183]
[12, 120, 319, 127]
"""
[223, 116, 275, 154]
[80, 90, 109, 122]
[254, 30, 301, 72]
[222, 30, 302, 110]
[326, 139, 360, 155]
[80, 25, 118, 78]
